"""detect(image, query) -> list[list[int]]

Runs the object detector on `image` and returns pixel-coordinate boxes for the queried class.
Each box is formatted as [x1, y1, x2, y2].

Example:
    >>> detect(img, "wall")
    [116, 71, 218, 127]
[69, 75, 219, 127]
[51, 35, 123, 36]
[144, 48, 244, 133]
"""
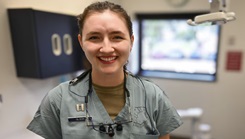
[122, 0, 245, 139]
[0, 0, 244, 139]
[0, 0, 98, 139]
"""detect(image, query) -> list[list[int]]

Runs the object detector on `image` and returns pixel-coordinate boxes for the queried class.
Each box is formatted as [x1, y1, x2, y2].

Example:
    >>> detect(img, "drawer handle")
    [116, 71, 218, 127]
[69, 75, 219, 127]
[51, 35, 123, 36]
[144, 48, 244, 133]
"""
[51, 34, 62, 56]
[63, 34, 73, 55]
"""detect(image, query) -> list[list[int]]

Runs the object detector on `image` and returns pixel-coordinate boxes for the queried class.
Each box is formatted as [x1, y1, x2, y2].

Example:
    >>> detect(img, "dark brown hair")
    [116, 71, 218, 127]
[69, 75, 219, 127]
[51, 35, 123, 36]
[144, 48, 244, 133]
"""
[77, 1, 133, 37]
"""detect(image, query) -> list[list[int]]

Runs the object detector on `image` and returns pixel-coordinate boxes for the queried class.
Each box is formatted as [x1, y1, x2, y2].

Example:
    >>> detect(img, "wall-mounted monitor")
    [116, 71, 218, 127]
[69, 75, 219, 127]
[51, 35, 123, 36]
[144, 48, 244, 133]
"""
[136, 12, 221, 82]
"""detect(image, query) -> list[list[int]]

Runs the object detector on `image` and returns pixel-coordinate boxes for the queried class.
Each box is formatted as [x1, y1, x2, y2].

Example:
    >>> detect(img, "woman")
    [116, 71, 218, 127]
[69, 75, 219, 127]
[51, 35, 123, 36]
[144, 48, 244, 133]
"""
[27, 1, 182, 139]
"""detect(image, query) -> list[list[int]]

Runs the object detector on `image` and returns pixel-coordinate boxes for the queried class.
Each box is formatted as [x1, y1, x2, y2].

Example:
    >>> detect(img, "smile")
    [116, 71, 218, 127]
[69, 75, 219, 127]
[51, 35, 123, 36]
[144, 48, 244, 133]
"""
[99, 56, 117, 62]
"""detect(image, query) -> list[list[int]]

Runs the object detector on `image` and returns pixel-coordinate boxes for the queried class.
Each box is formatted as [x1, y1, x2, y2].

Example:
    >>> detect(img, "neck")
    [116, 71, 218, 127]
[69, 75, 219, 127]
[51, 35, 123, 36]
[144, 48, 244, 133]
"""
[91, 70, 125, 87]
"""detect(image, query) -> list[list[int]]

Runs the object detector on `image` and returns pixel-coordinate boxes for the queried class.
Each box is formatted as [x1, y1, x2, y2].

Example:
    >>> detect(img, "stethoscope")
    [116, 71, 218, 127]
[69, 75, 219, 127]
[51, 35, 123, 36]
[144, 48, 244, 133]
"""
[68, 69, 157, 137]
[68, 69, 132, 137]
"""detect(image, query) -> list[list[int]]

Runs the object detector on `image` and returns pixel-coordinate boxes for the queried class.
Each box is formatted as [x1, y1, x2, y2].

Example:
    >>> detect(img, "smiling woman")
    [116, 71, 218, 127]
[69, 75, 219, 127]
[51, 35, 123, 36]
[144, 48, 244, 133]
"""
[27, 1, 183, 139]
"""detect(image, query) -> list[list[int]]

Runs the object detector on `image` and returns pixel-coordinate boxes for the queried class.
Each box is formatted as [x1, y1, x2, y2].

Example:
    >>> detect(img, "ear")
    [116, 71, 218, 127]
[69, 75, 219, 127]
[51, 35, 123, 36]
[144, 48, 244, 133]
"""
[78, 34, 83, 48]
[130, 35, 134, 52]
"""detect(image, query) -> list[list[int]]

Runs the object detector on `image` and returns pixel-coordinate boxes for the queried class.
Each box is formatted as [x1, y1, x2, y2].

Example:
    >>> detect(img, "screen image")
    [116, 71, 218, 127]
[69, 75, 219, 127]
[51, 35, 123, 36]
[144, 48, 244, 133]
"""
[137, 13, 221, 81]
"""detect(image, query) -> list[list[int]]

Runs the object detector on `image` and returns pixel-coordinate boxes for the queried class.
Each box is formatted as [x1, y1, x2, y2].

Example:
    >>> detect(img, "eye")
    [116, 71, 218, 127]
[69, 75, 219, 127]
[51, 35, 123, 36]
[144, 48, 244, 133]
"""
[87, 35, 102, 42]
[112, 36, 124, 41]
[88, 36, 100, 40]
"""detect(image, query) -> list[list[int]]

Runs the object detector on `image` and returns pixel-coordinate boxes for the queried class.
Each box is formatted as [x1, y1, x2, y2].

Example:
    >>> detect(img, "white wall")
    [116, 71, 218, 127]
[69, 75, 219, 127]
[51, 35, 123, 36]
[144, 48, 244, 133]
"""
[0, 0, 245, 139]
[123, 0, 245, 139]
[0, 0, 98, 139]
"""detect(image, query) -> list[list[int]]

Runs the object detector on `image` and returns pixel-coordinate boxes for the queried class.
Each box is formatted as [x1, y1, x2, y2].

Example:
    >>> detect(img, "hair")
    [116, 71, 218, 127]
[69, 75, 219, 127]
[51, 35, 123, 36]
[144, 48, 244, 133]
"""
[77, 1, 132, 70]
[77, 1, 133, 37]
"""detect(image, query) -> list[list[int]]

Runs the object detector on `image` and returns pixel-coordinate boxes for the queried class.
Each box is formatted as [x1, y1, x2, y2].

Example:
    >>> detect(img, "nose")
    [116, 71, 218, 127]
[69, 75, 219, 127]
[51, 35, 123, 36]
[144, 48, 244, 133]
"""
[99, 38, 114, 53]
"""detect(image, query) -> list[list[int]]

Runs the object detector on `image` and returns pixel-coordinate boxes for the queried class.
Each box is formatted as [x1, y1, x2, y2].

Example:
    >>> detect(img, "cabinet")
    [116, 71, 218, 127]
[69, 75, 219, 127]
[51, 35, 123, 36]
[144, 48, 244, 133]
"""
[8, 8, 87, 78]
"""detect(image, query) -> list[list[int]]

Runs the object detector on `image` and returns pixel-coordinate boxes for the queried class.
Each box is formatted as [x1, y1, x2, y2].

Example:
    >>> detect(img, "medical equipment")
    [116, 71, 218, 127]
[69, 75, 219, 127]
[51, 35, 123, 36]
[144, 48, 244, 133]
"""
[178, 108, 203, 139]
[187, 0, 236, 26]
[68, 70, 157, 137]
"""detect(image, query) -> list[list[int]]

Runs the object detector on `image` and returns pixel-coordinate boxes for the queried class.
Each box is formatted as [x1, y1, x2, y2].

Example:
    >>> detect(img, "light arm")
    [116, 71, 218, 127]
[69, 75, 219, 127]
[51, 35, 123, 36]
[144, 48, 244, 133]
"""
[187, 0, 236, 26]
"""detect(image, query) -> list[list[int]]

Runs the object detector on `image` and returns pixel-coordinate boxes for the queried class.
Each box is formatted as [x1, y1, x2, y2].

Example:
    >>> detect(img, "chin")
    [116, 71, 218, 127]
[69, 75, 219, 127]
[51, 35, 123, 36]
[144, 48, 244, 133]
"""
[99, 68, 122, 75]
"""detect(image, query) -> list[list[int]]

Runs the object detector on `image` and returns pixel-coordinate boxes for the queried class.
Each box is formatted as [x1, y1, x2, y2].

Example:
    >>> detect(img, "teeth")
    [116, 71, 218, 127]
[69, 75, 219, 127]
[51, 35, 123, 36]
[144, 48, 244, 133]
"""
[100, 57, 116, 61]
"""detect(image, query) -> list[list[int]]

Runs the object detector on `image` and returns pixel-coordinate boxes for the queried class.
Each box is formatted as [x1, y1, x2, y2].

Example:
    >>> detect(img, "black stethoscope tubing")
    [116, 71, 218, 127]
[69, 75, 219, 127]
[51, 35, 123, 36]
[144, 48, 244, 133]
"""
[68, 69, 129, 98]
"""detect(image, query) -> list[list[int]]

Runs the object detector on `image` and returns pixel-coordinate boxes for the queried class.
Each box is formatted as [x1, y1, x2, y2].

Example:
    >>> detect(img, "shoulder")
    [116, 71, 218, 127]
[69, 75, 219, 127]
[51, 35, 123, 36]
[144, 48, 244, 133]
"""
[48, 81, 69, 98]
[44, 72, 90, 105]
[127, 74, 168, 99]
[42, 81, 70, 108]
[128, 74, 165, 92]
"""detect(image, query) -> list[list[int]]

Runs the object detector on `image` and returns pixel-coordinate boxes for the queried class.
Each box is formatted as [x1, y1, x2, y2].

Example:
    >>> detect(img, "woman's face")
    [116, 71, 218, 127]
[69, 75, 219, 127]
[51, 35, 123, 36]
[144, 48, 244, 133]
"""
[78, 10, 134, 75]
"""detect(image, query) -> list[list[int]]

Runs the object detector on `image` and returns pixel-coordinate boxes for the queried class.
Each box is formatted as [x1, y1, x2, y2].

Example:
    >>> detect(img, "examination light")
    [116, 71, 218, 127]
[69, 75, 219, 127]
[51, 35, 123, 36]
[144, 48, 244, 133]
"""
[187, 0, 236, 26]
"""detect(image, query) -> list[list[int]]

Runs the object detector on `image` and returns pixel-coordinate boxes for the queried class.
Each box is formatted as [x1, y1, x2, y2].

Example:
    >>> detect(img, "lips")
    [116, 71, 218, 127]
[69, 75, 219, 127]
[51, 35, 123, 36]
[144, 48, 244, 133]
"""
[99, 56, 117, 62]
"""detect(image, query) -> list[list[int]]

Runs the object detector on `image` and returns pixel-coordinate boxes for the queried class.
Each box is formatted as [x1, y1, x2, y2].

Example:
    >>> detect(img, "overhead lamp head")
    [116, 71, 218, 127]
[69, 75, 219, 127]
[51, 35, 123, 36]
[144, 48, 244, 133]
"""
[187, 0, 236, 26]
[187, 11, 236, 26]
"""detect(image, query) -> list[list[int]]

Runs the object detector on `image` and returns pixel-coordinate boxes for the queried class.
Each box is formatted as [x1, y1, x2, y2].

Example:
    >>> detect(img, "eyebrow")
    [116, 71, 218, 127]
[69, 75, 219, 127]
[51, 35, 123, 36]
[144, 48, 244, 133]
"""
[109, 31, 126, 36]
[86, 31, 101, 36]
[86, 30, 125, 35]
